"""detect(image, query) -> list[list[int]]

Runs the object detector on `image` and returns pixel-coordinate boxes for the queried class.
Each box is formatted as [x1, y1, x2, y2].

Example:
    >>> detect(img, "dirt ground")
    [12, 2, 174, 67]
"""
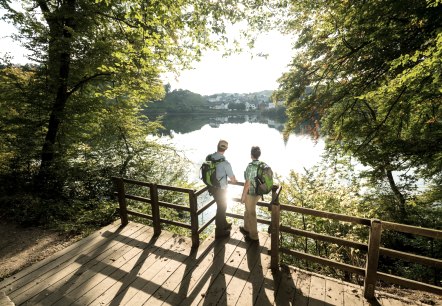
[0, 221, 440, 305]
[0, 220, 82, 282]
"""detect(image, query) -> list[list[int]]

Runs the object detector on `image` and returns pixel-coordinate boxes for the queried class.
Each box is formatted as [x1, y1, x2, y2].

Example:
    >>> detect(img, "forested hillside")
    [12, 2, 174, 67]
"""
[146, 89, 210, 113]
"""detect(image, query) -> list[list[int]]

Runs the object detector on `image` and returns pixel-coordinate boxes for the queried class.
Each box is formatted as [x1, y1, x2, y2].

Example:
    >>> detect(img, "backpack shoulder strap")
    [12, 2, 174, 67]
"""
[208, 153, 225, 163]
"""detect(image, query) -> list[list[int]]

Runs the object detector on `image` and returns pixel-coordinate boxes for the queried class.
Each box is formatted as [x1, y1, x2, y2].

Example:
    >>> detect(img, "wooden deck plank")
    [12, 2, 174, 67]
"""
[144, 235, 216, 305]
[21, 222, 148, 305]
[173, 228, 244, 306]
[194, 237, 250, 305]
[235, 233, 272, 306]
[0, 221, 121, 292]
[74, 230, 176, 305]
[257, 267, 282, 305]
[197, 232, 270, 306]
[220, 233, 271, 306]
[377, 295, 416, 306]
[343, 284, 365, 306]
[254, 240, 280, 306]
[46, 226, 164, 305]
[325, 276, 344, 305]
[87, 231, 177, 306]
[160, 231, 236, 306]
[118, 234, 194, 305]
[272, 265, 298, 306]
[0, 222, 427, 306]
[6, 222, 143, 304]
[292, 268, 311, 306]
[89, 230, 181, 305]
[308, 274, 326, 306]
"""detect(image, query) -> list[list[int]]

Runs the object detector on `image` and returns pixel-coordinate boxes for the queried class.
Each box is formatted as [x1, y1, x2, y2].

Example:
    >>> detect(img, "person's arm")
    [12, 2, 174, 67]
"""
[241, 180, 250, 203]
[225, 162, 237, 184]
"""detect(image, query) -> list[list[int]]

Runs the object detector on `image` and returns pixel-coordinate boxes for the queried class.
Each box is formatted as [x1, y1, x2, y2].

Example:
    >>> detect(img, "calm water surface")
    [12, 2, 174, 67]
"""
[157, 120, 325, 184]
[149, 115, 325, 226]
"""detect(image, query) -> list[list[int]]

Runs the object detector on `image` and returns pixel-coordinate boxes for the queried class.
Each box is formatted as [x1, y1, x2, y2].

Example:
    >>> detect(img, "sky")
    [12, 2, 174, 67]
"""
[0, 6, 30, 63]
[163, 31, 295, 96]
[0, 12, 295, 96]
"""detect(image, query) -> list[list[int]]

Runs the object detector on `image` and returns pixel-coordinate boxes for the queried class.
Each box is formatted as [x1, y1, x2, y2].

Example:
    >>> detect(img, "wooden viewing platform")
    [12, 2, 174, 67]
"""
[0, 221, 428, 306]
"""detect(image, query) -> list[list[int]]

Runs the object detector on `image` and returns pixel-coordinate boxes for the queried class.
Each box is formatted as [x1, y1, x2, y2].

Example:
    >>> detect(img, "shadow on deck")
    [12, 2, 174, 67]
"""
[0, 221, 425, 306]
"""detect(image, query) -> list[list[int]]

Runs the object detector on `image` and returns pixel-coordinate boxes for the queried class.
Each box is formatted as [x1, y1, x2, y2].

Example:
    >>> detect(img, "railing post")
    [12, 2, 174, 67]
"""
[150, 183, 161, 236]
[364, 219, 382, 300]
[270, 186, 281, 270]
[189, 190, 200, 248]
[113, 177, 128, 226]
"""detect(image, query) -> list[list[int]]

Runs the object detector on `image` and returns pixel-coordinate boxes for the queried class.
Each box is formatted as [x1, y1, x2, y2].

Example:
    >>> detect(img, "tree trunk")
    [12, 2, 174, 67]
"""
[385, 168, 407, 220]
[37, 0, 76, 192]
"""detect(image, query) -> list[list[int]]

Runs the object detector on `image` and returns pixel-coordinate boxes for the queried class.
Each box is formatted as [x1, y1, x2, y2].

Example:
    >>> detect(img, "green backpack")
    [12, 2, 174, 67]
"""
[200, 154, 225, 188]
[253, 161, 273, 195]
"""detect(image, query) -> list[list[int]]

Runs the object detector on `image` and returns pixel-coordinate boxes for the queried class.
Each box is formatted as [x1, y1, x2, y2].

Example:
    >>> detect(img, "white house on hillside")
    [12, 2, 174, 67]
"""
[245, 102, 257, 111]
[212, 102, 229, 110]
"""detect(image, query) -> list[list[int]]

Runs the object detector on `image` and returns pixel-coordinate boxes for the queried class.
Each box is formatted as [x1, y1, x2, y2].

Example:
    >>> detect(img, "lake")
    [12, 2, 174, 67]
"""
[154, 114, 325, 185]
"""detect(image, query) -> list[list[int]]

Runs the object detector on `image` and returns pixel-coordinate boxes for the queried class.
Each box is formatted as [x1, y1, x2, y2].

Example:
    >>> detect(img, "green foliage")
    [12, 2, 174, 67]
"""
[120, 155, 199, 238]
[275, 0, 442, 222]
[279, 164, 367, 281]
[279, 162, 442, 285]
[228, 102, 246, 111]
[261, 105, 287, 121]
[146, 89, 210, 113]
[378, 228, 442, 286]
[0, 0, 277, 191]
[0, 0, 280, 228]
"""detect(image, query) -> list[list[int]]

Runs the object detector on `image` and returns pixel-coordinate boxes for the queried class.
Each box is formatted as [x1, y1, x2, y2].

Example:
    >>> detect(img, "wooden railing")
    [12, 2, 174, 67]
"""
[112, 177, 281, 248]
[269, 202, 442, 299]
[111, 176, 441, 300]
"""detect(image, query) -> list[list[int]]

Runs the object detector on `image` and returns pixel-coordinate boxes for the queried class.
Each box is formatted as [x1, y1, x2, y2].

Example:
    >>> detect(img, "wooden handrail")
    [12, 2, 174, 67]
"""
[111, 176, 442, 298]
[274, 203, 442, 298]
[280, 247, 366, 276]
[280, 204, 371, 226]
[382, 221, 442, 239]
[280, 224, 442, 268]
[111, 176, 279, 249]
[280, 225, 368, 251]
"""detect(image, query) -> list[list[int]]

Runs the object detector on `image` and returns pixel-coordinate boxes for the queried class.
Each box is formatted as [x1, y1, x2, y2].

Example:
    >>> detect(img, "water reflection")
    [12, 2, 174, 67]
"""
[156, 113, 286, 135]
[153, 115, 325, 228]
[154, 116, 325, 184]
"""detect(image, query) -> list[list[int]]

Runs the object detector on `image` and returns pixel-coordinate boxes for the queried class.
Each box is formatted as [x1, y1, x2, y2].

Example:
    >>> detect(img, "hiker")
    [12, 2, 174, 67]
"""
[209, 140, 237, 239]
[240, 146, 262, 242]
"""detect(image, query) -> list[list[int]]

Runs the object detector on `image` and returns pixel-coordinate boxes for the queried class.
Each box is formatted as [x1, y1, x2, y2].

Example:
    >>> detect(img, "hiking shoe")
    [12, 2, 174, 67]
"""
[215, 230, 230, 239]
[239, 226, 249, 235]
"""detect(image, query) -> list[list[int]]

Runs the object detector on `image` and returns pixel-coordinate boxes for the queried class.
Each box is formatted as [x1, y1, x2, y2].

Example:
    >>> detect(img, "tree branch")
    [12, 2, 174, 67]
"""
[356, 86, 407, 151]
[385, 168, 407, 219]
[67, 72, 112, 97]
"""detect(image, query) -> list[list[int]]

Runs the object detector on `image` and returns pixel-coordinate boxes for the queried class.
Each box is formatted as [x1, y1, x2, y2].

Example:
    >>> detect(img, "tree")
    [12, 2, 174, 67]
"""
[0, 0, 271, 194]
[279, 166, 366, 281]
[228, 102, 246, 111]
[274, 0, 442, 222]
[147, 89, 209, 113]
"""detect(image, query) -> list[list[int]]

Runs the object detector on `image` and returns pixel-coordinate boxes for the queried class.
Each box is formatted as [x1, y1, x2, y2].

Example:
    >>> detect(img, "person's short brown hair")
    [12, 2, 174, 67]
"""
[217, 140, 228, 151]
[251, 146, 261, 159]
